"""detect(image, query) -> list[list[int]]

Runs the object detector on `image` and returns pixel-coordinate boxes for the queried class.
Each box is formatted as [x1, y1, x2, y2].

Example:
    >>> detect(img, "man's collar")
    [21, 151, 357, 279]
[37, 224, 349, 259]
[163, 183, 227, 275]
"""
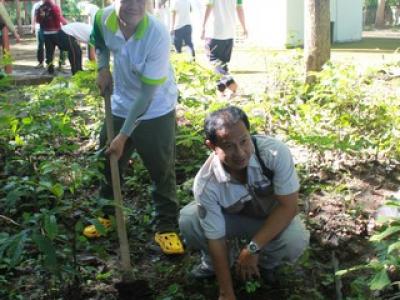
[210, 153, 259, 183]
[105, 10, 149, 40]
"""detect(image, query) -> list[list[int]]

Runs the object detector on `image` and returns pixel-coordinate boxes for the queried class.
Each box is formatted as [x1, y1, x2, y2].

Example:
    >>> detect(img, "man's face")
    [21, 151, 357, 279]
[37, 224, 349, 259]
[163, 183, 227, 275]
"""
[116, 0, 146, 26]
[207, 121, 252, 172]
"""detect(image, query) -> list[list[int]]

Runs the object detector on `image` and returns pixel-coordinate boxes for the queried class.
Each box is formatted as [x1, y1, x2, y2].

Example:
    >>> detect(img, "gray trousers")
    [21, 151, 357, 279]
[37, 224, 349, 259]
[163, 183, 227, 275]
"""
[179, 201, 310, 270]
[99, 110, 178, 231]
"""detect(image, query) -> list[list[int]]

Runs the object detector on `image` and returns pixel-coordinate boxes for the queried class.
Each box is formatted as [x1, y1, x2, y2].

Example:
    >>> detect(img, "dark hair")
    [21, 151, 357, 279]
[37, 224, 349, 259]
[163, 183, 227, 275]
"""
[204, 106, 250, 144]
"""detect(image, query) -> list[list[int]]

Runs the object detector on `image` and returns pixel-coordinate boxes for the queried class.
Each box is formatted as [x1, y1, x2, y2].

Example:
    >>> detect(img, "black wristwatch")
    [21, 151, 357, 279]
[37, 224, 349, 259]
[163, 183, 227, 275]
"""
[247, 241, 261, 255]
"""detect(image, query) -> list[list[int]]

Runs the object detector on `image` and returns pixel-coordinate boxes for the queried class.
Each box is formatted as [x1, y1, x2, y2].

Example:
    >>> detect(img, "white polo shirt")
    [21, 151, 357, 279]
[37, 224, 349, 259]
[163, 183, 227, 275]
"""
[194, 135, 300, 240]
[171, 0, 191, 30]
[93, 7, 177, 120]
[31, 1, 43, 32]
[205, 0, 243, 40]
[62, 22, 91, 43]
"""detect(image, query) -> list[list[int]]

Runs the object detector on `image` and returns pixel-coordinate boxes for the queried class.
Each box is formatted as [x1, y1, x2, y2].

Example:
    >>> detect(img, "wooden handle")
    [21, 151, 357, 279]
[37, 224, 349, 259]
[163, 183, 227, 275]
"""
[103, 90, 132, 271]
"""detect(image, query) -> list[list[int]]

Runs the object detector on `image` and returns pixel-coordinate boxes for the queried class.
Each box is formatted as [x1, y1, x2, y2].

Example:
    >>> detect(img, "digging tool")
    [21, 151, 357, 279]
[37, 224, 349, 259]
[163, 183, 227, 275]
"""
[103, 88, 132, 275]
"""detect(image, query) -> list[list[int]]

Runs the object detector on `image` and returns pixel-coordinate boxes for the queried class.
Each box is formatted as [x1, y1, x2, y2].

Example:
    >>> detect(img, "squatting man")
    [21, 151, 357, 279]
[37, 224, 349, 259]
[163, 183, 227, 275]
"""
[179, 106, 310, 299]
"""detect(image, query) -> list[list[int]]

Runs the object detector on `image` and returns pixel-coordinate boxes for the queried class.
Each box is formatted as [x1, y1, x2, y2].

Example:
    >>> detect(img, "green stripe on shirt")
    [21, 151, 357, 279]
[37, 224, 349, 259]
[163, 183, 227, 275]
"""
[90, 9, 105, 48]
[140, 75, 167, 85]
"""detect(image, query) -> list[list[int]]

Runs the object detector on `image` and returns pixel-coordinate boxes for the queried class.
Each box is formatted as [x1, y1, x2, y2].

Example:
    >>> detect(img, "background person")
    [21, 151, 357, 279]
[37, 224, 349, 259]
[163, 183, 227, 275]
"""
[0, 2, 21, 78]
[36, 0, 68, 74]
[170, 0, 195, 60]
[201, 0, 247, 74]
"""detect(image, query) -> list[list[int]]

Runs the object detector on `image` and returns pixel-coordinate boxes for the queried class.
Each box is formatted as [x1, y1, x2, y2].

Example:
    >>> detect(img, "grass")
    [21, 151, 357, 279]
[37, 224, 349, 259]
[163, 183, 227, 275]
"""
[332, 37, 400, 53]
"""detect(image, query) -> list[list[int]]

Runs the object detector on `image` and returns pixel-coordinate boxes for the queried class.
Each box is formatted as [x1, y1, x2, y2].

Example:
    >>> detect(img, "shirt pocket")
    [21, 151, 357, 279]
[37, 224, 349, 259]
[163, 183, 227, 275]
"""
[223, 193, 252, 214]
[129, 56, 146, 77]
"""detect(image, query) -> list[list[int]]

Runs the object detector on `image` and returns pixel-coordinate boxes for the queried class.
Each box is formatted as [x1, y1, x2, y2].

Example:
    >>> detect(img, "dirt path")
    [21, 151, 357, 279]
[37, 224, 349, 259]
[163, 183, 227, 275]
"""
[8, 31, 400, 92]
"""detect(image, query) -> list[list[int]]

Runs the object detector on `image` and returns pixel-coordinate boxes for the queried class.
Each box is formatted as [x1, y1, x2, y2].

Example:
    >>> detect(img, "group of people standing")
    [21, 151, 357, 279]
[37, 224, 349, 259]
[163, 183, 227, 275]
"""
[83, 0, 310, 299]
[31, 0, 96, 75]
[169, 0, 247, 74]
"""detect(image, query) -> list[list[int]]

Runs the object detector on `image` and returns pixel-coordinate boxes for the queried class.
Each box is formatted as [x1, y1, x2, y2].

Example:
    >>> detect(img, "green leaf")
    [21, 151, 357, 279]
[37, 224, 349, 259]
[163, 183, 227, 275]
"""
[14, 135, 25, 146]
[335, 270, 349, 276]
[44, 214, 58, 240]
[22, 117, 32, 125]
[369, 268, 391, 291]
[388, 241, 400, 254]
[50, 183, 64, 199]
[9, 231, 28, 267]
[91, 219, 106, 236]
[370, 226, 400, 242]
[0, 234, 12, 259]
[32, 233, 58, 273]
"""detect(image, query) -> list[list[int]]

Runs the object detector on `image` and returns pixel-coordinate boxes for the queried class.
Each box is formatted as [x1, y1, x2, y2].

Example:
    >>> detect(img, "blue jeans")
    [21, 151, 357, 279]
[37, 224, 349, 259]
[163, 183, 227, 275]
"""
[36, 29, 45, 64]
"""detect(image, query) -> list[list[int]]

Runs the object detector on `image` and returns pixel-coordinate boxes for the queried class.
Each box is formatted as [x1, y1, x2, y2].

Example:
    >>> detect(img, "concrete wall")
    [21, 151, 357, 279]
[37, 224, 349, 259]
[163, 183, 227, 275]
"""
[286, 0, 304, 47]
[246, 0, 288, 48]
[333, 0, 363, 42]
[189, 0, 362, 48]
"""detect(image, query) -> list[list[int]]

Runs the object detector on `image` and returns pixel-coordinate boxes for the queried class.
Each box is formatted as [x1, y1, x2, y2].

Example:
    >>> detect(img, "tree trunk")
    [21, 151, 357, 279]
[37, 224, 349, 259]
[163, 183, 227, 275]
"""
[24, 1, 29, 25]
[304, 0, 331, 84]
[375, 0, 386, 28]
[15, 0, 23, 34]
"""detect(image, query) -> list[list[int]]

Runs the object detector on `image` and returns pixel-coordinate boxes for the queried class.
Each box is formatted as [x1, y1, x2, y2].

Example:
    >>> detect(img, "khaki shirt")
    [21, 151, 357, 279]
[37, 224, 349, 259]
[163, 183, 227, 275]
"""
[194, 135, 300, 239]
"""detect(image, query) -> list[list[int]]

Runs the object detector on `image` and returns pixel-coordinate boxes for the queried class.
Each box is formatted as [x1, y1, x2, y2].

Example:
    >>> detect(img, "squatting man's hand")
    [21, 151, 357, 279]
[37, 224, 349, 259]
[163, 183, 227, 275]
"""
[106, 133, 128, 160]
[236, 247, 260, 281]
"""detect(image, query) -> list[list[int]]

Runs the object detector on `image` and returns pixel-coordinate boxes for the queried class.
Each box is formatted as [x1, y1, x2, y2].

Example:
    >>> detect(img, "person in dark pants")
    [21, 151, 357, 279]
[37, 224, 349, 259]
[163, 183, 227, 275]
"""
[36, 0, 68, 74]
[85, 0, 184, 255]
[201, 0, 247, 74]
[170, 0, 195, 60]
[31, 0, 45, 68]
[56, 29, 82, 74]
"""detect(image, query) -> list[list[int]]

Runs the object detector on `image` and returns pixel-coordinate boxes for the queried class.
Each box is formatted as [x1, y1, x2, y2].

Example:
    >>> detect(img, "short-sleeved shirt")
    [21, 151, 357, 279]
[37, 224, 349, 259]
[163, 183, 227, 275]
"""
[77, 1, 99, 22]
[31, 1, 43, 31]
[205, 0, 243, 40]
[91, 6, 177, 120]
[171, 0, 191, 30]
[62, 22, 91, 43]
[36, 1, 65, 34]
[194, 135, 300, 240]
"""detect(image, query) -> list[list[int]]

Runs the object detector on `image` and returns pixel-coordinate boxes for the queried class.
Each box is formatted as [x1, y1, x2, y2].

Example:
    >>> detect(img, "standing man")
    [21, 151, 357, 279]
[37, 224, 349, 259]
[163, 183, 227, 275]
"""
[36, 0, 68, 74]
[0, 2, 21, 78]
[85, 0, 184, 255]
[31, 0, 44, 69]
[0, 2, 21, 42]
[179, 106, 309, 299]
[170, 0, 195, 60]
[201, 0, 247, 74]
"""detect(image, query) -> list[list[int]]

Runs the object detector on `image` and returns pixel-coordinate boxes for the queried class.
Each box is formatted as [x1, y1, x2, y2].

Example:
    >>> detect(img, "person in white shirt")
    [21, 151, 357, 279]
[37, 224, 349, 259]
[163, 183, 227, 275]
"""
[170, 0, 195, 59]
[31, 0, 45, 68]
[84, 0, 184, 255]
[77, 1, 99, 25]
[201, 0, 247, 74]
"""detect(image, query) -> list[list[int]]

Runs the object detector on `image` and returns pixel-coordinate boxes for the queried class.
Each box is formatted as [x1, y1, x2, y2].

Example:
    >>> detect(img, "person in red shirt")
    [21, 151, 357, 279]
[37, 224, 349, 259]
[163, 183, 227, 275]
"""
[36, 0, 67, 74]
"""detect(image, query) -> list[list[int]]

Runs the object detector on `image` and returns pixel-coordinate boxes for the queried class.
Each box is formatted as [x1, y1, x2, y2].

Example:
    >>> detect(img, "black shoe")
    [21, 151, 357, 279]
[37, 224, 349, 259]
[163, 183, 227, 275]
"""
[189, 263, 215, 279]
[34, 62, 44, 69]
[48, 64, 55, 75]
